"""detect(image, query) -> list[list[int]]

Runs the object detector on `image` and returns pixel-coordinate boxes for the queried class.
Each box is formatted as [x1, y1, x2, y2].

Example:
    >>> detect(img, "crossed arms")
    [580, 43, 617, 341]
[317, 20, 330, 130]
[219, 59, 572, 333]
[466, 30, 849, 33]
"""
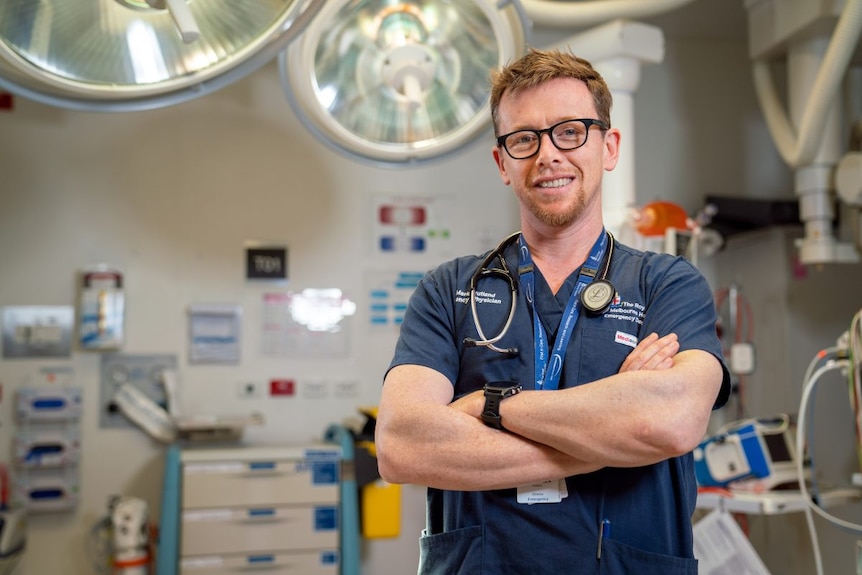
[375, 332, 723, 491]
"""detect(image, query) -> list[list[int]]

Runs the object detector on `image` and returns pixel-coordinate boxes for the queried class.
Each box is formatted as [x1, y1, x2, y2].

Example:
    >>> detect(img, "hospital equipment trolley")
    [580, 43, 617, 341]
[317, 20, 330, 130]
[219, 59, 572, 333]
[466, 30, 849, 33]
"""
[156, 443, 342, 574]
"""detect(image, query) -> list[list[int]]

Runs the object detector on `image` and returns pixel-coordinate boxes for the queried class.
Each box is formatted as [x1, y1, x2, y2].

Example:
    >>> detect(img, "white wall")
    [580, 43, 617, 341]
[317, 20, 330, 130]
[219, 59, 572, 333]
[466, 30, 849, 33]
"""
[1, 28, 860, 575]
[0, 59, 517, 574]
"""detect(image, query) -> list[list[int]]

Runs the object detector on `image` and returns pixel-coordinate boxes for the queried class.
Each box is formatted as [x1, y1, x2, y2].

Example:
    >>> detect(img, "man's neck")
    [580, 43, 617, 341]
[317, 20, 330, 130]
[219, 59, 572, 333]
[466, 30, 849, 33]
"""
[520, 218, 605, 295]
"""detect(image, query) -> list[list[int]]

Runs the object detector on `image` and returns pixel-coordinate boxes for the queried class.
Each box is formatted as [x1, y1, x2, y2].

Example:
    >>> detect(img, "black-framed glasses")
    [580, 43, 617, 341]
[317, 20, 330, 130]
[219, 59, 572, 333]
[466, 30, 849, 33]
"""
[496, 118, 608, 160]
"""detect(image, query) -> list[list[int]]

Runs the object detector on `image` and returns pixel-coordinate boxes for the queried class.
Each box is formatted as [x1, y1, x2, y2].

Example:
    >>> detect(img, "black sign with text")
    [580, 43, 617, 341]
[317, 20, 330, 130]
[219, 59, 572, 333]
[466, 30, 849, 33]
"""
[246, 247, 287, 281]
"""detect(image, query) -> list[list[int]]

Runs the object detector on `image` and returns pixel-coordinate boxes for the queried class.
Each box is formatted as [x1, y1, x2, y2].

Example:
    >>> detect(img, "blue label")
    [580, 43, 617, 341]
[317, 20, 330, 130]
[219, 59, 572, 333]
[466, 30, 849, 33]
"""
[314, 506, 338, 531]
[303, 449, 339, 460]
[311, 461, 338, 485]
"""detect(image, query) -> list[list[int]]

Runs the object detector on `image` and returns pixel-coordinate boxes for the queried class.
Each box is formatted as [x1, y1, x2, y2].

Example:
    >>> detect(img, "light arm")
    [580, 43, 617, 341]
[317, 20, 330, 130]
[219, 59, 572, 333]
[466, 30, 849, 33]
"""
[500, 347, 723, 467]
[375, 364, 599, 491]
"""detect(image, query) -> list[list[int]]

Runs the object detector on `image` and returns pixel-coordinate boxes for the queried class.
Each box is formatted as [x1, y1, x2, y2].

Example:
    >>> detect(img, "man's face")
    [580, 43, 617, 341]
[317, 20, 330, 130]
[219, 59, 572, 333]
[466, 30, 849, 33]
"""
[492, 77, 619, 230]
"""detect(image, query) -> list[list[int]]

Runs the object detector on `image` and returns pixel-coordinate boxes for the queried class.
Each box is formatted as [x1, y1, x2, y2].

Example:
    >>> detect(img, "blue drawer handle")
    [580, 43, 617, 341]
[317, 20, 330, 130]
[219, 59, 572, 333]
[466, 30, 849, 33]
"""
[33, 398, 66, 409]
[30, 488, 64, 499]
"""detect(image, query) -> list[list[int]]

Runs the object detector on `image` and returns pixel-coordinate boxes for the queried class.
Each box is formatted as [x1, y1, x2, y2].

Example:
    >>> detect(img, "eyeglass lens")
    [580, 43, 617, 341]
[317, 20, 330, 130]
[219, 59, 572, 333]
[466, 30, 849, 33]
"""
[503, 119, 597, 159]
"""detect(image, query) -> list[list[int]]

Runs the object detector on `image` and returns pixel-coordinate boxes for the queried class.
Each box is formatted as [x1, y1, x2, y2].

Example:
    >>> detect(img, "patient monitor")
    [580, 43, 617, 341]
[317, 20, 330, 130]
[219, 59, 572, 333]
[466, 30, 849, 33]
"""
[693, 416, 803, 490]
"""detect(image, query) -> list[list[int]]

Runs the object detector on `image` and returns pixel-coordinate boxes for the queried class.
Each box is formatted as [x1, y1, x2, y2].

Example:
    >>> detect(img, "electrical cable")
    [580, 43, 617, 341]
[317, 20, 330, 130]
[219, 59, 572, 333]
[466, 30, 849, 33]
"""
[796, 358, 846, 575]
[795, 315, 862, 575]
[848, 310, 862, 467]
[713, 285, 755, 418]
[714, 414, 790, 437]
[802, 348, 844, 510]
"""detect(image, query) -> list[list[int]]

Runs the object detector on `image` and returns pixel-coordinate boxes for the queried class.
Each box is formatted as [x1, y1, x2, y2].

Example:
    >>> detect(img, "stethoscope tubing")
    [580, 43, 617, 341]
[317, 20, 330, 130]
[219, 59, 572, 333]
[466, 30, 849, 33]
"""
[464, 231, 615, 356]
[464, 232, 521, 354]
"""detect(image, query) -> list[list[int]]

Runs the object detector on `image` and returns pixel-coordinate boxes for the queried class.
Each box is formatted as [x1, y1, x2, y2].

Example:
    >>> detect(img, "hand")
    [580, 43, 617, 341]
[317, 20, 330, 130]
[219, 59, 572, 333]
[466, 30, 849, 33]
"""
[619, 332, 678, 373]
[449, 389, 485, 419]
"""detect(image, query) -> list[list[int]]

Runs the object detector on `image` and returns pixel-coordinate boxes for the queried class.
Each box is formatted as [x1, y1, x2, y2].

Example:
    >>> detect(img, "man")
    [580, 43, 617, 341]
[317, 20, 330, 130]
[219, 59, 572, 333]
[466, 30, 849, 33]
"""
[375, 48, 730, 575]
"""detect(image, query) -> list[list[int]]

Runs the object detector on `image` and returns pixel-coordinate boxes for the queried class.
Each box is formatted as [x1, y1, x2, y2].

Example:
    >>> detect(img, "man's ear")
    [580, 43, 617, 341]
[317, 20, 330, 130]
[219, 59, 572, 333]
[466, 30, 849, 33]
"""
[603, 128, 621, 172]
[493, 145, 511, 185]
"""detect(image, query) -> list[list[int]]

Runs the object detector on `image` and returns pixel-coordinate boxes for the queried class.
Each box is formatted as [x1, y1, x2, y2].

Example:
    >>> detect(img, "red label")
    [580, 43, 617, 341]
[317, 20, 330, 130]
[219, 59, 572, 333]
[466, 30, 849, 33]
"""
[270, 379, 295, 396]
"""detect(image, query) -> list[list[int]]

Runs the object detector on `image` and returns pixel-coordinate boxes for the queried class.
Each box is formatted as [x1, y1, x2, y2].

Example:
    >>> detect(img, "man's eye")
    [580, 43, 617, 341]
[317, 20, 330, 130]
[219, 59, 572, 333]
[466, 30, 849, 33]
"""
[557, 126, 583, 139]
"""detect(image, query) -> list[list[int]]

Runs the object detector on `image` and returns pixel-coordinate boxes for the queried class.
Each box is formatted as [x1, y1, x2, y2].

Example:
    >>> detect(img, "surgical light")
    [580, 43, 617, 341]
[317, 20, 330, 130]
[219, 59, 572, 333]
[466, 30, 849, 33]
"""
[279, 0, 530, 166]
[0, 0, 324, 111]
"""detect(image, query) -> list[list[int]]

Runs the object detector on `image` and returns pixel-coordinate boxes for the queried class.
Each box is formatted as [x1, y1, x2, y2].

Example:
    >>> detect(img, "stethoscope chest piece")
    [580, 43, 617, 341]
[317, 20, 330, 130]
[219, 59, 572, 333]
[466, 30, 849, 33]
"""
[580, 278, 615, 315]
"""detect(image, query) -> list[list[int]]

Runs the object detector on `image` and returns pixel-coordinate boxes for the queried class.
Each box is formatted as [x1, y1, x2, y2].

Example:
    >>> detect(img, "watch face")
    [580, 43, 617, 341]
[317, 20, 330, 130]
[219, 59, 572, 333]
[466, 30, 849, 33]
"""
[485, 382, 521, 397]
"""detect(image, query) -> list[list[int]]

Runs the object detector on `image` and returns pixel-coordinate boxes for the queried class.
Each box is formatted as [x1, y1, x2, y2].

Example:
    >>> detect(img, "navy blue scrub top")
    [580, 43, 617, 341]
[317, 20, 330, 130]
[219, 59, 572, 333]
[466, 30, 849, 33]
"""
[388, 237, 731, 575]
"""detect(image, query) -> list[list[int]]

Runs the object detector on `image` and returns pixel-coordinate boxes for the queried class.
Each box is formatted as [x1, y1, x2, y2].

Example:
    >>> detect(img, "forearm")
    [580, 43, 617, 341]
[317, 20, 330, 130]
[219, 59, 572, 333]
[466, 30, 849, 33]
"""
[376, 400, 600, 491]
[500, 350, 722, 467]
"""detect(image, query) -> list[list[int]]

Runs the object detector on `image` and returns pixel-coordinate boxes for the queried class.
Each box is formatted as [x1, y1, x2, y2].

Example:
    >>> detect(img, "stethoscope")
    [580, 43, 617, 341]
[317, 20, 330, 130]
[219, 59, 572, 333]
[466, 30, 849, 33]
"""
[463, 230, 616, 357]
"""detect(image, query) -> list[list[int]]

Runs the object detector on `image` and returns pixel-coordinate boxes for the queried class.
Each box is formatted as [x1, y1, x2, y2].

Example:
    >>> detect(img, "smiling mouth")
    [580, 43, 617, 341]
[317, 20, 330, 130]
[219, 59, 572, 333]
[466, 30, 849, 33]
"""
[536, 177, 573, 189]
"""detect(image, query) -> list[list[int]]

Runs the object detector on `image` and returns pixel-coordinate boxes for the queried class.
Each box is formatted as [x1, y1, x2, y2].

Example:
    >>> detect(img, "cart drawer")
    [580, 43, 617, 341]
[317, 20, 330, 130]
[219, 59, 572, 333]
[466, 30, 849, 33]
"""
[180, 549, 339, 575]
[182, 457, 339, 508]
[181, 505, 339, 556]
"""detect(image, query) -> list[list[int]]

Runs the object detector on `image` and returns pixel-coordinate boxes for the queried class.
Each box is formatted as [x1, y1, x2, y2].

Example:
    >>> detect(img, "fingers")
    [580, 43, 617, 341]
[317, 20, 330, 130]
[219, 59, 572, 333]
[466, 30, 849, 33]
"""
[619, 332, 679, 373]
[449, 389, 485, 418]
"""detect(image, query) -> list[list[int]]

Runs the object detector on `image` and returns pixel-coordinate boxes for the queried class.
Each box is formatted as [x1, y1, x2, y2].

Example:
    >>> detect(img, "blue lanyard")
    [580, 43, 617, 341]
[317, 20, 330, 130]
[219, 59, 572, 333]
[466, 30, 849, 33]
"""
[518, 230, 608, 390]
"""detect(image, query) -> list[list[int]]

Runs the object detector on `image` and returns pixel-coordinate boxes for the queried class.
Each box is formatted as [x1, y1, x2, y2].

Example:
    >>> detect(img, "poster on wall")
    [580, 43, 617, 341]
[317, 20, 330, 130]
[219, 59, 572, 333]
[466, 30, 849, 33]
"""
[2, 306, 74, 358]
[364, 269, 424, 331]
[188, 304, 242, 364]
[261, 289, 355, 358]
[371, 195, 455, 259]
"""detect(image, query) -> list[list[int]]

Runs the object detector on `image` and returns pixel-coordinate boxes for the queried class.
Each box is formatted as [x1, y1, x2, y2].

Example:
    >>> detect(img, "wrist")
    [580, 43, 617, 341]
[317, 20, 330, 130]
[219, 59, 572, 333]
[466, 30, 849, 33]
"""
[481, 382, 522, 430]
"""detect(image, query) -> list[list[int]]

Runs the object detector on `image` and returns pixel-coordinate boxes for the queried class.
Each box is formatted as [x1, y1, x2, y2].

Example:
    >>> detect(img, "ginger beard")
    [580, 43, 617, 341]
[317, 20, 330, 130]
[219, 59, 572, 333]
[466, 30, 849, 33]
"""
[515, 168, 590, 229]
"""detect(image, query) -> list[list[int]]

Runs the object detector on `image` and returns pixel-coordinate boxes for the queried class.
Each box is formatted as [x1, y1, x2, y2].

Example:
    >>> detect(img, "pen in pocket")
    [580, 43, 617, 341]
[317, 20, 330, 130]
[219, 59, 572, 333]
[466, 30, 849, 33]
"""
[597, 518, 611, 559]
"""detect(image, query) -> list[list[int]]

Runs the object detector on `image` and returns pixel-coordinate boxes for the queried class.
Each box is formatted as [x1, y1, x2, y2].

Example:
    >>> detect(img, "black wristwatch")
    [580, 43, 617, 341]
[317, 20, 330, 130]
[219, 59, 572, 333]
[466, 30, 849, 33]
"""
[481, 382, 522, 430]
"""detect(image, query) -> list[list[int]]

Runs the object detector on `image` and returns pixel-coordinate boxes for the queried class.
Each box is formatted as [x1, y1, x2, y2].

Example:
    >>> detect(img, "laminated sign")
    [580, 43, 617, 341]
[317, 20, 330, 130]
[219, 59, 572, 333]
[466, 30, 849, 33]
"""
[79, 267, 125, 349]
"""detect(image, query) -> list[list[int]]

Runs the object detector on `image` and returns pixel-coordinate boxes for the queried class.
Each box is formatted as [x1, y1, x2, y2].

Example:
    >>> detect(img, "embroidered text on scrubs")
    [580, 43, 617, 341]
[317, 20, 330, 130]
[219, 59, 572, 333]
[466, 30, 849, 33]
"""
[475, 291, 502, 304]
[455, 289, 502, 305]
[603, 301, 644, 324]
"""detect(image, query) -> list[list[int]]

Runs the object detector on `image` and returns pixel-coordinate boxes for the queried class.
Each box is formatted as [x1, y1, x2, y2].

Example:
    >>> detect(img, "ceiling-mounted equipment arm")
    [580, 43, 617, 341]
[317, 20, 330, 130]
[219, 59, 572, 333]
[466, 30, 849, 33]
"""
[751, 0, 862, 168]
[520, 0, 695, 28]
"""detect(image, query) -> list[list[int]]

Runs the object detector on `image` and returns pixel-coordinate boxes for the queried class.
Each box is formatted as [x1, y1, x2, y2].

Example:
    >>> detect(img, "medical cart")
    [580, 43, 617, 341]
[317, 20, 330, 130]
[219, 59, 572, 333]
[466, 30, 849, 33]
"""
[157, 443, 344, 575]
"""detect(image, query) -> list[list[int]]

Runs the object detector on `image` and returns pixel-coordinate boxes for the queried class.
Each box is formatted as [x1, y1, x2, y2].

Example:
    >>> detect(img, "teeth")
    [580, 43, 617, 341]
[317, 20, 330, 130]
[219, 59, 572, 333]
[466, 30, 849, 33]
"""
[538, 178, 571, 189]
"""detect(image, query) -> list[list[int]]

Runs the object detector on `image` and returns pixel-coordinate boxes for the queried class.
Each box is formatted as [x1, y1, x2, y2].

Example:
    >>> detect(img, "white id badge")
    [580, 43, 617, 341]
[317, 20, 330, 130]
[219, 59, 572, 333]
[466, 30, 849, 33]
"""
[517, 480, 563, 504]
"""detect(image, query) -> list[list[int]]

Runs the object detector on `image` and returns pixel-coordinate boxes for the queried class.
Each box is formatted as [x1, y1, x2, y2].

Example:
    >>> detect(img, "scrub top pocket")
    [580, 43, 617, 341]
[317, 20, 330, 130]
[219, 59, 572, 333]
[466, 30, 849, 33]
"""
[577, 326, 638, 384]
[418, 524, 483, 575]
[599, 538, 698, 575]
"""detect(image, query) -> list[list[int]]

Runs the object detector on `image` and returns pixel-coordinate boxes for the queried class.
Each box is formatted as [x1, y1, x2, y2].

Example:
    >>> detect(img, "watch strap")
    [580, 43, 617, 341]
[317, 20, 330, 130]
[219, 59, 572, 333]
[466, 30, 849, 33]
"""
[481, 383, 522, 429]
